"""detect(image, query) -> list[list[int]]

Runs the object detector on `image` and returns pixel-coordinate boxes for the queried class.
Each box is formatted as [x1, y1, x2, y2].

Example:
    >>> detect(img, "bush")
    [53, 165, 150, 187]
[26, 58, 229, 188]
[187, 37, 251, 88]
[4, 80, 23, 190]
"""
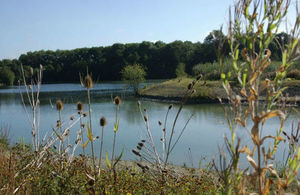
[121, 64, 146, 93]
[175, 63, 188, 77]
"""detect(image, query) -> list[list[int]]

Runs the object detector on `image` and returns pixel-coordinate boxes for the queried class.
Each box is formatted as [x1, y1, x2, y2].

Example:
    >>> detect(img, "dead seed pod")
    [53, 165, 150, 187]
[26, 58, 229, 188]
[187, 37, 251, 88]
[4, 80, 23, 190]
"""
[114, 96, 121, 106]
[137, 145, 142, 150]
[136, 163, 144, 169]
[168, 104, 173, 110]
[83, 74, 93, 89]
[158, 121, 162, 126]
[144, 115, 148, 122]
[132, 149, 141, 157]
[100, 117, 107, 127]
[70, 116, 75, 121]
[196, 74, 202, 81]
[138, 142, 144, 147]
[56, 100, 64, 111]
[83, 112, 88, 117]
[188, 82, 193, 90]
[77, 101, 84, 113]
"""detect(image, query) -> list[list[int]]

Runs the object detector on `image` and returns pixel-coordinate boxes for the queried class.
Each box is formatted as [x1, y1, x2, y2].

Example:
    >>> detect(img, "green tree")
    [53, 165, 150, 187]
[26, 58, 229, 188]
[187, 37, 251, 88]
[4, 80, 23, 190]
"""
[0, 67, 15, 86]
[121, 64, 146, 93]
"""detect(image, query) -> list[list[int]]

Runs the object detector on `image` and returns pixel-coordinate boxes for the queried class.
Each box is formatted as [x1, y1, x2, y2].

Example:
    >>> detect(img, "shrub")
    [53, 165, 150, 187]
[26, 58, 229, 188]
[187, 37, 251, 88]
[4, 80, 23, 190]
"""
[121, 64, 146, 93]
[175, 62, 187, 77]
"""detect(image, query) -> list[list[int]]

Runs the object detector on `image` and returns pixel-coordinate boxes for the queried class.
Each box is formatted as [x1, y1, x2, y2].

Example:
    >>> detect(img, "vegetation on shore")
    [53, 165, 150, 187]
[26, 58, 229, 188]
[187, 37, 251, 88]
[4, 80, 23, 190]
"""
[139, 78, 300, 103]
[0, 0, 300, 194]
[1, 30, 300, 86]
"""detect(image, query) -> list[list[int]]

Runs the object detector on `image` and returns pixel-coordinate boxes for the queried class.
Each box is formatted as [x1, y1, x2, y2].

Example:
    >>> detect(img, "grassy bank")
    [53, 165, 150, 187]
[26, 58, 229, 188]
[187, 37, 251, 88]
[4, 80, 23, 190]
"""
[0, 136, 221, 194]
[138, 78, 300, 103]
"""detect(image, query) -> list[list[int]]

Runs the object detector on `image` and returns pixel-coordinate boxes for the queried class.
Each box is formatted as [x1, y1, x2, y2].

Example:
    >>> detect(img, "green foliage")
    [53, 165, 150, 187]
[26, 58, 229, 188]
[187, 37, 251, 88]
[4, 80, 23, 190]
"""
[0, 67, 15, 86]
[121, 64, 146, 92]
[175, 62, 187, 77]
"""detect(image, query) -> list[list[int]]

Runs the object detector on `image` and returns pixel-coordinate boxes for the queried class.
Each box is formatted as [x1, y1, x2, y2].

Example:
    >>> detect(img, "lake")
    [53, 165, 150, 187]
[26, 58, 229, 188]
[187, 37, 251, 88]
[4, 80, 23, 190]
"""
[0, 82, 298, 168]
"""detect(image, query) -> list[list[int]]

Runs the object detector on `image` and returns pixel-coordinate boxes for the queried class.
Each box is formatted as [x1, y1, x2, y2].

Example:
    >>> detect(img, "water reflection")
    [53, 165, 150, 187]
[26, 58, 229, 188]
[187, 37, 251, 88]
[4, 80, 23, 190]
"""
[0, 84, 298, 167]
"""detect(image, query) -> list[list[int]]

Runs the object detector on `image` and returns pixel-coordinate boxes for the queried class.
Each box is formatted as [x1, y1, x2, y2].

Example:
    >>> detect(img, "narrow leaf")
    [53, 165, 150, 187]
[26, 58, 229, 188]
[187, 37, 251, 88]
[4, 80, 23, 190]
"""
[87, 122, 93, 141]
[105, 150, 111, 169]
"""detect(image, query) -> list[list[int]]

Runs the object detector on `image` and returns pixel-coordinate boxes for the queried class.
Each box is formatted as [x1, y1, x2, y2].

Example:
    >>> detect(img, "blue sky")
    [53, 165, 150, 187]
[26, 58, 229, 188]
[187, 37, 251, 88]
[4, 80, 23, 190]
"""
[0, 0, 241, 59]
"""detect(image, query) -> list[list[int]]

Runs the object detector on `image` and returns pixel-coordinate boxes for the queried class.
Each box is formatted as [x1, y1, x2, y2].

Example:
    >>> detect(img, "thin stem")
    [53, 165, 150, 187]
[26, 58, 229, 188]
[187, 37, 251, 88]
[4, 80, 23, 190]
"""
[87, 88, 96, 180]
[111, 105, 119, 165]
[79, 113, 85, 155]
[162, 109, 170, 160]
[98, 126, 104, 176]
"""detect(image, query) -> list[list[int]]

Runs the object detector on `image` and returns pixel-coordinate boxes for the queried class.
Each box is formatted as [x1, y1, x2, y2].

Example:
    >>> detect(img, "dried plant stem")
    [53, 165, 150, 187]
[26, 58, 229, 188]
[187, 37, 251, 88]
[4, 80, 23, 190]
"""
[165, 94, 189, 164]
[111, 105, 119, 165]
[138, 106, 162, 166]
[58, 110, 63, 156]
[79, 114, 85, 155]
[87, 88, 96, 180]
[19, 64, 42, 152]
[98, 126, 104, 176]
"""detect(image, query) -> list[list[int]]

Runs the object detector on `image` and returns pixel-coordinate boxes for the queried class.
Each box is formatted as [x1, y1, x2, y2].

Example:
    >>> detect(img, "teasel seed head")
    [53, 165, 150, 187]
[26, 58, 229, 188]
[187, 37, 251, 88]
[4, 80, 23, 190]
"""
[114, 96, 121, 106]
[83, 74, 93, 89]
[188, 82, 193, 90]
[56, 100, 64, 111]
[100, 117, 107, 127]
[77, 101, 84, 112]
[56, 120, 61, 128]
[132, 149, 141, 157]
[196, 74, 202, 81]
[136, 163, 144, 169]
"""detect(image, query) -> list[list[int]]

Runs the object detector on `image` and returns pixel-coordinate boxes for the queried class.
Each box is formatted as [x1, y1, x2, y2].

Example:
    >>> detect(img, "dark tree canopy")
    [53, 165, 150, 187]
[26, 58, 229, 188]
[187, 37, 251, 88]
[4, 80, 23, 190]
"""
[0, 31, 289, 85]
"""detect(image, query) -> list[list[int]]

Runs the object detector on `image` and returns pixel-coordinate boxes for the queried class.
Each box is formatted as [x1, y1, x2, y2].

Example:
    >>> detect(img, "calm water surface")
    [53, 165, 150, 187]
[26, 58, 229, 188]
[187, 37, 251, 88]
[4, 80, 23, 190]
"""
[0, 82, 298, 167]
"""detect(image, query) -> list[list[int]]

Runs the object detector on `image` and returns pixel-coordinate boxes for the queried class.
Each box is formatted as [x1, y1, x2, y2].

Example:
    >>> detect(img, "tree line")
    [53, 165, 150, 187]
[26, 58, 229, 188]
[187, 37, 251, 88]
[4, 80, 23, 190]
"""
[0, 31, 290, 85]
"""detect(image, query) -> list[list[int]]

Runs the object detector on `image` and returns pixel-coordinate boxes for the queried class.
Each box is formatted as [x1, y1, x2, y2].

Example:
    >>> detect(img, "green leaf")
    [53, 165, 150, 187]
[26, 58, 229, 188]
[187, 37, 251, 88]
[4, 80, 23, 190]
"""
[105, 150, 111, 169]
[114, 117, 120, 133]
[274, 87, 287, 100]
[234, 49, 239, 61]
[114, 149, 124, 166]
[87, 122, 93, 141]
[282, 51, 287, 66]
[82, 140, 89, 148]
